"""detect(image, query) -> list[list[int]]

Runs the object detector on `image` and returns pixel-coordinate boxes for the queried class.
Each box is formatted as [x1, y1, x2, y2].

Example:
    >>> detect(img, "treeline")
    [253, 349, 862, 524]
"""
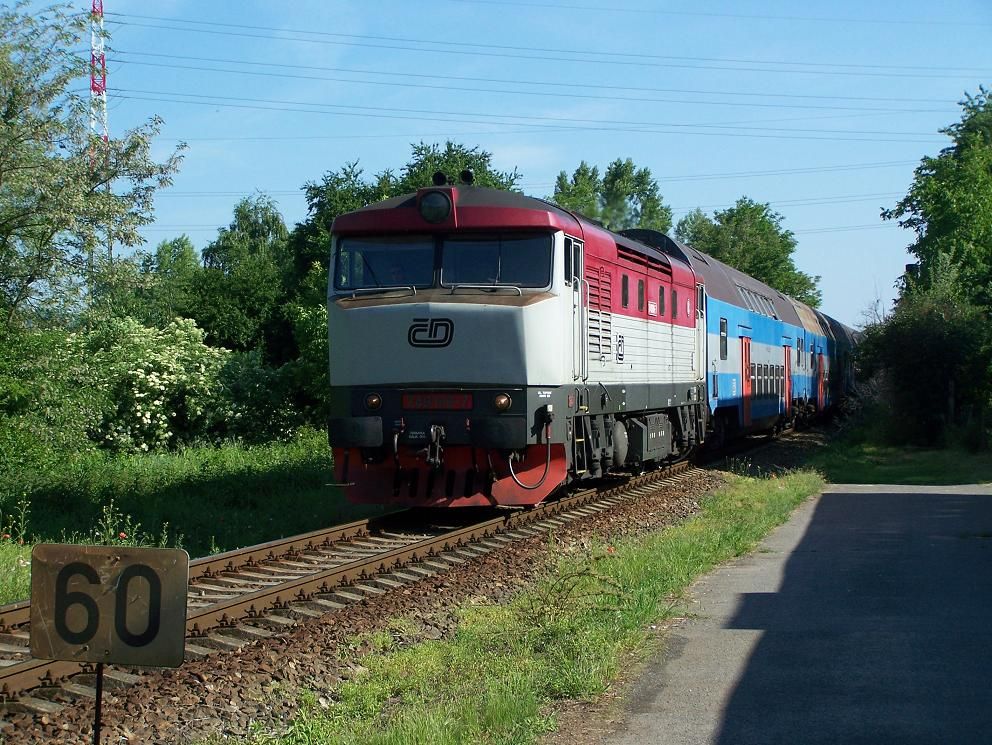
[859, 87, 992, 447]
[1, 4, 840, 478]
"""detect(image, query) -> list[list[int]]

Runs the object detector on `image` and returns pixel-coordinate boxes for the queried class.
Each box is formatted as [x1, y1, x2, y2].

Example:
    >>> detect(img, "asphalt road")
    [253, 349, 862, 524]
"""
[603, 483, 992, 745]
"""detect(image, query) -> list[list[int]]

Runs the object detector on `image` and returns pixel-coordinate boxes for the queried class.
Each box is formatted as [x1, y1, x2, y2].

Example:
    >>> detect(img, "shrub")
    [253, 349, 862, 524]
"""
[83, 317, 230, 451]
[219, 349, 303, 442]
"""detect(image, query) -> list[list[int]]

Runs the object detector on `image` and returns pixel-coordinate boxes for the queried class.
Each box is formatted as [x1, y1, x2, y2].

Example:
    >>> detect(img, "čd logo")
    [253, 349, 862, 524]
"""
[408, 318, 454, 347]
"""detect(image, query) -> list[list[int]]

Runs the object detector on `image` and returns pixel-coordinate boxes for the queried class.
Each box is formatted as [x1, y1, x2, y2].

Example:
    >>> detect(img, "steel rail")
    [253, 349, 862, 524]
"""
[0, 461, 692, 701]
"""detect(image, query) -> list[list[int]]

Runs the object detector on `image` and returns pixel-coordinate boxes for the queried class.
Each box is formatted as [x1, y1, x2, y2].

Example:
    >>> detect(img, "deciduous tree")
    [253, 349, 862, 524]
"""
[675, 199, 821, 306]
[882, 87, 992, 309]
[552, 158, 672, 233]
[0, 3, 183, 330]
[193, 196, 287, 351]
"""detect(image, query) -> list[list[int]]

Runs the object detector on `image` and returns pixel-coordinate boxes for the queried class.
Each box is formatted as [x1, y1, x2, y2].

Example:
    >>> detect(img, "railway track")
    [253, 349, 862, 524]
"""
[0, 461, 698, 721]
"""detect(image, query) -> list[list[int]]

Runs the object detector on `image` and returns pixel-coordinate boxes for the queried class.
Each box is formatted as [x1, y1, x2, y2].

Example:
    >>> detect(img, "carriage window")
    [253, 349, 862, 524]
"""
[334, 235, 435, 290]
[658, 287, 666, 316]
[637, 279, 645, 311]
[797, 339, 803, 367]
[672, 289, 678, 319]
[622, 275, 630, 308]
[719, 318, 728, 360]
[442, 233, 552, 287]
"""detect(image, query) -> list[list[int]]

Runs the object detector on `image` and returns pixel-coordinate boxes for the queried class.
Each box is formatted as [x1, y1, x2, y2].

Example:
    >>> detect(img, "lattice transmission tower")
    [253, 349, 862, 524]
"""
[89, 0, 111, 262]
[89, 0, 108, 149]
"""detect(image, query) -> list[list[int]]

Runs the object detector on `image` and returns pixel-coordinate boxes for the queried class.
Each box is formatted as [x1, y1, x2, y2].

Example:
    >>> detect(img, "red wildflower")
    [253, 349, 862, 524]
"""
[1, 533, 10, 541]
[606, 545, 616, 554]
[118, 531, 127, 540]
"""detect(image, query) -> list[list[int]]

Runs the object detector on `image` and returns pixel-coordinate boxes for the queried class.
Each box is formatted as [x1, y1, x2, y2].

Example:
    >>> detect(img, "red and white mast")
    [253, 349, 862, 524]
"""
[89, 0, 108, 148]
[90, 0, 112, 263]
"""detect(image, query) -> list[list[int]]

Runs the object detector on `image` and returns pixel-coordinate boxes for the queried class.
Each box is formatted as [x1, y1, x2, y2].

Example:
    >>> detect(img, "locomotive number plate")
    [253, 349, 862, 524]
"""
[402, 392, 473, 410]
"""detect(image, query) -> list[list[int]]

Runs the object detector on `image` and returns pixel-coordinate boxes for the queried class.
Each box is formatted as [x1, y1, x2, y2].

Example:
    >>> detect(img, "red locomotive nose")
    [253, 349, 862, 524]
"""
[333, 445, 567, 508]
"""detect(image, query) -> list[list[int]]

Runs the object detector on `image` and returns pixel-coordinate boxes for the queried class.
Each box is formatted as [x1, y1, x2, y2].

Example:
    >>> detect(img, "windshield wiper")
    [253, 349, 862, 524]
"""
[341, 285, 418, 300]
[447, 283, 522, 296]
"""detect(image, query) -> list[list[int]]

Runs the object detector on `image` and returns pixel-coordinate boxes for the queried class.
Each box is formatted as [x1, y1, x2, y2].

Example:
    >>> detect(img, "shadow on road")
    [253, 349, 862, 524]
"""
[715, 490, 992, 745]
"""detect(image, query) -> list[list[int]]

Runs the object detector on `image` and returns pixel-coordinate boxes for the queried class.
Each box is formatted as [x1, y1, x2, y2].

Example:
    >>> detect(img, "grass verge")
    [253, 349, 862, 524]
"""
[0, 541, 31, 606]
[810, 427, 992, 485]
[0, 428, 383, 605]
[230, 469, 823, 745]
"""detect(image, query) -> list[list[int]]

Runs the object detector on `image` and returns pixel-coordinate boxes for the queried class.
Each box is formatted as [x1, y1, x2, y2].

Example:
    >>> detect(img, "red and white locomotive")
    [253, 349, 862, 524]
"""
[327, 174, 852, 508]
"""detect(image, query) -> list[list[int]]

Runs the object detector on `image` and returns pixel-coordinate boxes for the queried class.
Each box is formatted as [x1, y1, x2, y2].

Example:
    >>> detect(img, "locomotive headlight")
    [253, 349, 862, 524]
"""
[419, 190, 451, 223]
[494, 393, 512, 411]
[365, 393, 383, 410]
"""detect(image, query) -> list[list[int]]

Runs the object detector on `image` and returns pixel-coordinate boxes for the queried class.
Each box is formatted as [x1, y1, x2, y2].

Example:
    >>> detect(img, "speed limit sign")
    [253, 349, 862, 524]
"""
[30, 545, 189, 668]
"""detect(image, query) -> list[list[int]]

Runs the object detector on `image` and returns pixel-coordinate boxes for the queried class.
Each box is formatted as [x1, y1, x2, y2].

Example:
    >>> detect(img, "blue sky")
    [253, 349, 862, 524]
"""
[89, 0, 992, 326]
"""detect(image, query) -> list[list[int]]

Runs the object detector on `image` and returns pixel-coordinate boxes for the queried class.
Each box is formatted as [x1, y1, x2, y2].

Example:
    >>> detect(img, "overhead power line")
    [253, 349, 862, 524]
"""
[114, 88, 946, 144]
[104, 15, 989, 80]
[111, 49, 955, 106]
[105, 12, 992, 70]
[435, 0, 991, 28]
[794, 223, 900, 234]
[110, 54, 954, 116]
[670, 192, 903, 213]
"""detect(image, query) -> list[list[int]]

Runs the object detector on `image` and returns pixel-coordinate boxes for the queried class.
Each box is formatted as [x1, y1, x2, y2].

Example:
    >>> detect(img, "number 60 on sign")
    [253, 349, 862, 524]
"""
[30, 544, 189, 668]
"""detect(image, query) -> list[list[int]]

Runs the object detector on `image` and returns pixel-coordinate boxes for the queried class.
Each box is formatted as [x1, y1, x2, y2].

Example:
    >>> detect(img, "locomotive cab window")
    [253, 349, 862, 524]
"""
[563, 237, 582, 285]
[334, 235, 435, 290]
[442, 233, 552, 287]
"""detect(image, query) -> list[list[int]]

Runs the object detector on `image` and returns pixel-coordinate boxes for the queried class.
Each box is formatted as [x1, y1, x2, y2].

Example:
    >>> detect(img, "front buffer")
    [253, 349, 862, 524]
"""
[329, 387, 568, 507]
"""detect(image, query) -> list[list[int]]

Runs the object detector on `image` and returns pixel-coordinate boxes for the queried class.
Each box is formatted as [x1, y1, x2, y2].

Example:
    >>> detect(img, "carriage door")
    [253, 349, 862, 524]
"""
[741, 336, 752, 426]
[694, 284, 706, 382]
[569, 238, 588, 381]
[783, 345, 792, 417]
[817, 350, 826, 411]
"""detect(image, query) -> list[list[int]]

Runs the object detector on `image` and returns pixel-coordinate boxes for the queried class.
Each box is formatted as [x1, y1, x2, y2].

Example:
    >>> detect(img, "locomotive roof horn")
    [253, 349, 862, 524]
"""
[431, 171, 448, 186]
[460, 168, 475, 185]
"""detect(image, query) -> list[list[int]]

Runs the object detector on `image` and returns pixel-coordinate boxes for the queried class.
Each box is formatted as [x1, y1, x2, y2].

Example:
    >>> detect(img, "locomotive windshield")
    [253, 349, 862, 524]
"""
[441, 233, 551, 288]
[334, 236, 435, 290]
[334, 232, 552, 291]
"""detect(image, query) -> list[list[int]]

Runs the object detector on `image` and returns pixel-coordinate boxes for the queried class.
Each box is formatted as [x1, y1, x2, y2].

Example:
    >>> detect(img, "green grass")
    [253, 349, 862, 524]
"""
[0, 428, 384, 605]
[0, 541, 31, 605]
[227, 469, 823, 745]
[811, 429, 992, 485]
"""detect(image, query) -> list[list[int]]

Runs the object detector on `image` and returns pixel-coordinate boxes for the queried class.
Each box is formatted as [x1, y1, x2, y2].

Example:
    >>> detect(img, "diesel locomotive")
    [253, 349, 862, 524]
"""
[326, 173, 855, 508]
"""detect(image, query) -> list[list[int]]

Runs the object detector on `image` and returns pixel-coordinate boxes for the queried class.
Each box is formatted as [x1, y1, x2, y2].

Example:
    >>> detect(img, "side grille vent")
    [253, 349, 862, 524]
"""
[587, 266, 612, 360]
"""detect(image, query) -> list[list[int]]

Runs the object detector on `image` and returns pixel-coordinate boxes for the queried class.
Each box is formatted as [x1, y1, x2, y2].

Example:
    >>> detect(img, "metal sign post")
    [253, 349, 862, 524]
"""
[93, 662, 104, 744]
[29, 545, 189, 742]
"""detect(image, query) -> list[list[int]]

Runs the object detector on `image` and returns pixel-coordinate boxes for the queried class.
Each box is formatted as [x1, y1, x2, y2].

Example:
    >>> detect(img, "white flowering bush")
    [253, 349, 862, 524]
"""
[84, 317, 230, 451]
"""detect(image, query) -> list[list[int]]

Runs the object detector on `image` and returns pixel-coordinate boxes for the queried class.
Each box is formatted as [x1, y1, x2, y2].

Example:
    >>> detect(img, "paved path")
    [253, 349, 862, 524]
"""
[603, 484, 992, 745]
